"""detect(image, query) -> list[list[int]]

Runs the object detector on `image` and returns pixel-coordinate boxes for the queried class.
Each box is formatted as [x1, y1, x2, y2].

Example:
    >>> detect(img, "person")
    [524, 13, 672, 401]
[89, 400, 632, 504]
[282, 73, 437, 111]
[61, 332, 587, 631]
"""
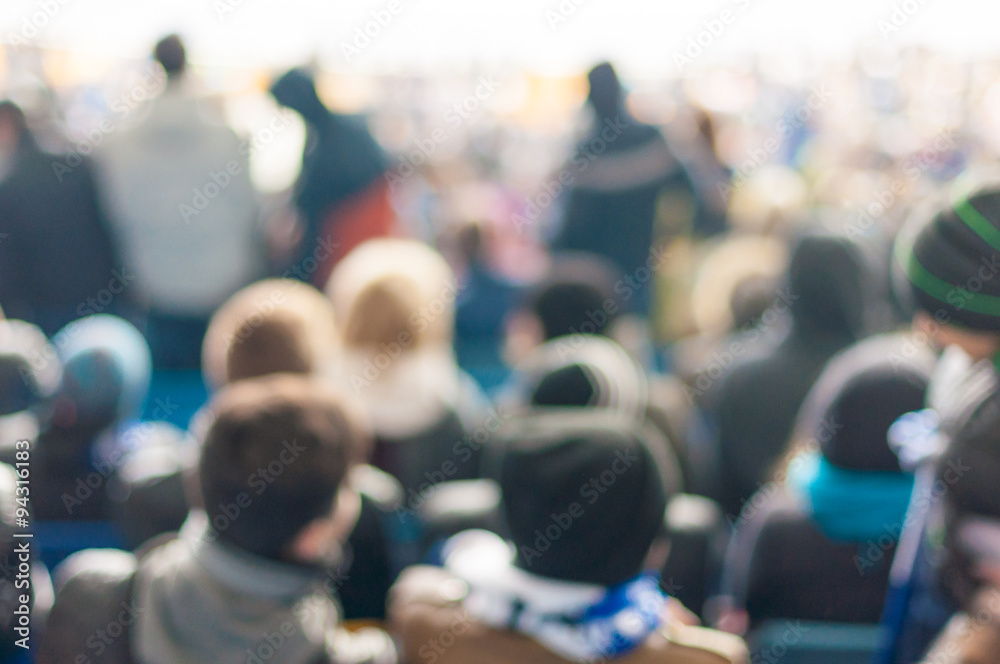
[507, 334, 686, 494]
[708, 231, 869, 518]
[877, 182, 1000, 663]
[0, 315, 151, 521]
[917, 403, 1000, 664]
[270, 68, 394, 287]
[552, 62, 697, 315]
[38, 375, 398, 664]
[97, 34, 265, 368]
[326, 239, 489, 496]
[718, 334, 932, 633]
[0, 101, 127, 337]
[201, 278, 338, 391]
[389, 410, 748, 664]
[452, 221, 521, 374]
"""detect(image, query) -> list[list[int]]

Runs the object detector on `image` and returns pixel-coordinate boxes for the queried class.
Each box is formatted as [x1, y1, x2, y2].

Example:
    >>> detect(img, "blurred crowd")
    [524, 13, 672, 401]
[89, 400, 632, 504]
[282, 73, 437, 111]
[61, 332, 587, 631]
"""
[0, 33, 999, 664]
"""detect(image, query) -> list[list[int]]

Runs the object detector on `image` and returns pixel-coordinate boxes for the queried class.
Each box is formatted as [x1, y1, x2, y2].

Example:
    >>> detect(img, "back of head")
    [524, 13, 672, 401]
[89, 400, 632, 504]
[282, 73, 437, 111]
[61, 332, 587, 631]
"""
[587, 61, 622, 119]
[517, 335, 648, 421]
[490, 410, 669, 586]
[895, 182, 1000, 332]
[153, 34, 186, 79]
[530, 253, 621, 340]
[48, 315, 150, 432]
[787, 232, 867, 341]
[198, 375, 367, 560]
[202, 279, 337, 390]
[0, 319, 59, 417]
[795, 334, 934, 472]
[269, 68, 328, 125]
[328, 239, 456, 353]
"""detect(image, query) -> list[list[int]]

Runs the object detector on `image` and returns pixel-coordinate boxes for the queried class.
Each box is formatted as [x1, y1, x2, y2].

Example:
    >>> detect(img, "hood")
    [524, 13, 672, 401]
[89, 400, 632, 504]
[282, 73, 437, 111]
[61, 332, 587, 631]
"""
[133, 513, 338, 664]
[786, 233, 867, 342]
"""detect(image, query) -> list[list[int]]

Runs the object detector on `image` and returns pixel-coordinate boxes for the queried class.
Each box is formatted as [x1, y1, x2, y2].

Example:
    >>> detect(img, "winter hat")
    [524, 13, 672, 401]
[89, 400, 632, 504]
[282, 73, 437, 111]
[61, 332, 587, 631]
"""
[794, 334, 934, 472]
[490, 410, 668, 587]
[895, 183, 1000, 331]
[50, 315, 151, 430]
[517, 335, 648, 421]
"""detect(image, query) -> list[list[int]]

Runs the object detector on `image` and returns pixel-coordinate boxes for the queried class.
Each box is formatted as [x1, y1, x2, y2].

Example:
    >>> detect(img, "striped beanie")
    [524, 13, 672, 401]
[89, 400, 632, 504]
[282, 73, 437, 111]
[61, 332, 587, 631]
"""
[896, 186, 1000, 331]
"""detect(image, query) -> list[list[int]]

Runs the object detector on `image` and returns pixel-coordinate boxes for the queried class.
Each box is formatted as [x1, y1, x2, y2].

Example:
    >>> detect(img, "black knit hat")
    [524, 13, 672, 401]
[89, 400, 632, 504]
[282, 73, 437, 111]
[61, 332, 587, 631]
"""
[896, 185, 1000, 331]
[796, 334, 933, 472]
[490, 410, 668, 587]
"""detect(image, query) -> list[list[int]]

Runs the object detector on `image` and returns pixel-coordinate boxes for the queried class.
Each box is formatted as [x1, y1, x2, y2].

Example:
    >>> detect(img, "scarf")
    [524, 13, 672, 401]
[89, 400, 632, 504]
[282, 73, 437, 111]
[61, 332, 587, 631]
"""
[443, 530, 666, 663]
[787, 451, 914, 543]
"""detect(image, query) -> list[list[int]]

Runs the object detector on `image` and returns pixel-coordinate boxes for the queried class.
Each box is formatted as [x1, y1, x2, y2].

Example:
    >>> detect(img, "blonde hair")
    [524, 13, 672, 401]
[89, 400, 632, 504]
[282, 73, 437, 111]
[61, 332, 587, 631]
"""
[202, 279, 337, 389]
[326, 239, 456, 352]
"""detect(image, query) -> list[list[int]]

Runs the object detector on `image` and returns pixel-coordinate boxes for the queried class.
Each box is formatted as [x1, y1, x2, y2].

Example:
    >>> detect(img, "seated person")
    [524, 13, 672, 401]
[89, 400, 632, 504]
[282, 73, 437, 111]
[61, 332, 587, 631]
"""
[326, 239, 489, 496]
[389, 410, 748, 664]
[2, 315, 151, 521]
[918, 402, 1000, 664]
[718, 334, 933, 632]
[201, 278, 338, 391]
[38, 375, 397, 664]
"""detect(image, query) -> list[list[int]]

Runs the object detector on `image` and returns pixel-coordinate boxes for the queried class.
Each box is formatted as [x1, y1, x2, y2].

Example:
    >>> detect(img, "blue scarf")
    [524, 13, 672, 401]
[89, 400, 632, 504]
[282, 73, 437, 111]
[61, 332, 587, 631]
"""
[787, 452, 915, 543]
[444, 530, 667, 662]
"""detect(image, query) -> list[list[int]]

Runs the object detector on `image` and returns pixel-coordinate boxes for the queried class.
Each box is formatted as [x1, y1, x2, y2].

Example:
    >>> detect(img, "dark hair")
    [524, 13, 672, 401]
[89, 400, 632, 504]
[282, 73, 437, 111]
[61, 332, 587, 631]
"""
[154, 34, 186, 78]
[198, 375, 367, 560]
[226, 312, 313, 384]
[530, 253, 621, 340]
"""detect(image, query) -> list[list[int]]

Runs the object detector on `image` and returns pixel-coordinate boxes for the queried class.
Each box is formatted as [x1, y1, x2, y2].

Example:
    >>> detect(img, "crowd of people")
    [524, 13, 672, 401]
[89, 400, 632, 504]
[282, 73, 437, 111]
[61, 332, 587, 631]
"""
[0, 33, 999, 664]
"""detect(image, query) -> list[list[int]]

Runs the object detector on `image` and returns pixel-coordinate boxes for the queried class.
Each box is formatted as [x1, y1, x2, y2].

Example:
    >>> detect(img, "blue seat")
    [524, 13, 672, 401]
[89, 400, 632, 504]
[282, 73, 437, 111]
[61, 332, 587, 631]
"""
[34, 521, 124, 570]
[748, 621, 882, 664]
[143, 369, 209, 428]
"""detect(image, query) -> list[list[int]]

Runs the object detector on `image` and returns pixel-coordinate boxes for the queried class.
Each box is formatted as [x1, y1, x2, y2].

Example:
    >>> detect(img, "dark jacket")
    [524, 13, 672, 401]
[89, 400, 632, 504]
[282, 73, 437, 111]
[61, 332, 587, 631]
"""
[0, 134, 125, 336]
[723, 488, 894, 630]
[710, 234, 867, 517]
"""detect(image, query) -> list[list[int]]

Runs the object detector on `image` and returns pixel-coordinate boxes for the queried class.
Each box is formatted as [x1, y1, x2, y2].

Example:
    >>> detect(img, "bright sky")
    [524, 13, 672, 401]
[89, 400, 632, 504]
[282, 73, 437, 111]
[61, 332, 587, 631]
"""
[2, 0, 1000, 77]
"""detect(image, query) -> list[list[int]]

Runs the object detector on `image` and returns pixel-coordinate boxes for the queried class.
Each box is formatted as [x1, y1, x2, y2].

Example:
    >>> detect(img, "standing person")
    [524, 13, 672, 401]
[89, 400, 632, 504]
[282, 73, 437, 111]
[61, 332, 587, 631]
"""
[97, 35, 265, 368]
[553, 62, 697, 314]
[0, 101, 127, 337]
[270, 68, 394, 288]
